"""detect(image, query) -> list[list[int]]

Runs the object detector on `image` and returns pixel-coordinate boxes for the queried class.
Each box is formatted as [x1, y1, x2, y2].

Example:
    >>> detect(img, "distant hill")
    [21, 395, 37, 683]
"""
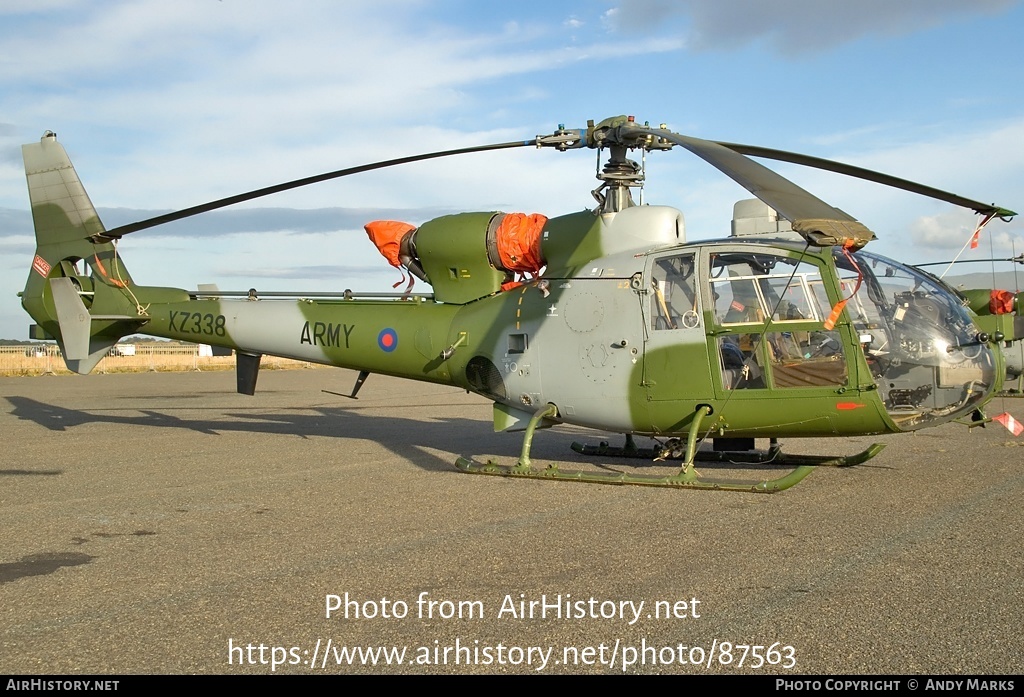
[939, 269, 1024, 293]
[0, 336, 188, 345]
[0, 339, 44, 346]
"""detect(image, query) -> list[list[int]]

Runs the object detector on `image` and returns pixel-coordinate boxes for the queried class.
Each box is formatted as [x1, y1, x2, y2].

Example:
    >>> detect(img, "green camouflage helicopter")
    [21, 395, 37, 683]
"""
[18, 116, 1022, 492]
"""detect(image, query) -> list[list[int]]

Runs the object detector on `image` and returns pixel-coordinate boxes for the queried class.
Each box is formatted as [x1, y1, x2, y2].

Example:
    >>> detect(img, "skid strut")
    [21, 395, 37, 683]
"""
[456, 405, 875, 492]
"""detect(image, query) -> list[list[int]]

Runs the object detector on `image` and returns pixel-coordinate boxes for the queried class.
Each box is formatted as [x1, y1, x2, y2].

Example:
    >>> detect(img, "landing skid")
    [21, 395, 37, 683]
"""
[570, 436, 886, 468]
[454, 455, 817, 493]
[454, 405, 884, 493]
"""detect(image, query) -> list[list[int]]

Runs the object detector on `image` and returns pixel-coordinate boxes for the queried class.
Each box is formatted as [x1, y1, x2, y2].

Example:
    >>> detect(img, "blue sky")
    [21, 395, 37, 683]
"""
[2, 0, 1023, 338]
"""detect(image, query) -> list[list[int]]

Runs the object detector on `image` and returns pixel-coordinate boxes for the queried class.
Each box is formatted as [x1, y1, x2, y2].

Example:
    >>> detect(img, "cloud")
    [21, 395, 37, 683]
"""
[0, 138, 22, 167]
[605, 0, 1018, 53]
[910, 208, 1023, 252]
[97, 206, 460, 238]
[105, 226, 409, 296]
[0, 1, 682, 212]
[2, 0, 1022, 339]
[805, 123, 898, 148]
[824, 116, 1024, 211]
[4, 203, 466, 239]
[0, 1, 679, 113]
[729, 114, 1024, 264]
[0, 207, 33, 234]
[215, 264, 390, 280]
[0, 0, 79, 13]
[910, 209, 980, 250]
[0, 236, 35, 259]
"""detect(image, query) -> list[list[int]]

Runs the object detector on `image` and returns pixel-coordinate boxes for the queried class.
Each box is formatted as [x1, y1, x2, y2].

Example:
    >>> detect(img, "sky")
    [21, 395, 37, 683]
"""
[2, 0, 1024, 338]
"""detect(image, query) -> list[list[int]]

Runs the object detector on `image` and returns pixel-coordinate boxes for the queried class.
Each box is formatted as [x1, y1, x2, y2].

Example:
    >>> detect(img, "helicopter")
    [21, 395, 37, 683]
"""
[18, 115, 1022, 492]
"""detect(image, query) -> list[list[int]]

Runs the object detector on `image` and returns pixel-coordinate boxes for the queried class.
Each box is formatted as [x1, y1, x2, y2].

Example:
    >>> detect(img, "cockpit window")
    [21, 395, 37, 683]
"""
[651, 253, 699, 330]
[709, 254, 829, 325]
[834, 249, 997, 430]
[708, 251, 847, 390]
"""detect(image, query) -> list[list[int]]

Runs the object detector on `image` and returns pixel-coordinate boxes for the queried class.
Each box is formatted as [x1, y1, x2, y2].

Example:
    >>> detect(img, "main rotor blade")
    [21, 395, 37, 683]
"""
[632, 126, 876, 247]
[649, 130, 855, 221]
[914, 255, 1024, 268]
[99, 139, 533, 239]
[713, 141, 1017, 219]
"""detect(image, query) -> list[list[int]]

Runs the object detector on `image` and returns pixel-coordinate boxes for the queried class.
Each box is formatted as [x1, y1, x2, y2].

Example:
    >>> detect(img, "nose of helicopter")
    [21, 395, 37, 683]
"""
[844, 250, 1002, 432]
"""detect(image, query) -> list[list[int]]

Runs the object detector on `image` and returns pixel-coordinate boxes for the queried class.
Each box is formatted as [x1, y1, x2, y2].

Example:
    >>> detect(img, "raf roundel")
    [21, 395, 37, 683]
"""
[377, 327, 398, 352]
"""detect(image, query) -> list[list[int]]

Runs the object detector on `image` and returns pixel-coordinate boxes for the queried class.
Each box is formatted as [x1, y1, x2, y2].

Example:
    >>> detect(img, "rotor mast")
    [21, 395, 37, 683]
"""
[587, 116, 673, 214]
[535, 115, 673, 214]
[593, 141, 641, 213]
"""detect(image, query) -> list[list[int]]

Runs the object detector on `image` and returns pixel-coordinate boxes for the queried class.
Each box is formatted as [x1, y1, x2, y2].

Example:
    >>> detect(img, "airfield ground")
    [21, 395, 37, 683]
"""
[1, 369, 1021, 674]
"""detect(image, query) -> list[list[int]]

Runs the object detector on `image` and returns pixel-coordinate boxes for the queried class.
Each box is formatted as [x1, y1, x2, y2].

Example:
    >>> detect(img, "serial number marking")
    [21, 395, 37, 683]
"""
[300, 321, 354, 349]
[169, 311, 226, 337]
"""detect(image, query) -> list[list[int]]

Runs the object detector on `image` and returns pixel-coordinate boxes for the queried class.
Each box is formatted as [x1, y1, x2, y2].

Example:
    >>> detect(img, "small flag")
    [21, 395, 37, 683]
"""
[992, 412, 1024, 436]
[969, 230, 980, 250]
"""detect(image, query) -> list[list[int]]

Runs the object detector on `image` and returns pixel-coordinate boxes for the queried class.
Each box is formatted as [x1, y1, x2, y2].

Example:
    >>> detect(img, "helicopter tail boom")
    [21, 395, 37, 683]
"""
[21, 133, 188, 373]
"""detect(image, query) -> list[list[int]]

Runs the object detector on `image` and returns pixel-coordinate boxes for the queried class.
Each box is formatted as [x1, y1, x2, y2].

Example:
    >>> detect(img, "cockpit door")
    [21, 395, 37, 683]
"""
[642, 252, 715, 403]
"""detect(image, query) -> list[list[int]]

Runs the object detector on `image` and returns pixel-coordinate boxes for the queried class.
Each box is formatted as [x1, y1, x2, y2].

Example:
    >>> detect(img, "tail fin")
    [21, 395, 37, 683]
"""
[22, 132, 147, 374]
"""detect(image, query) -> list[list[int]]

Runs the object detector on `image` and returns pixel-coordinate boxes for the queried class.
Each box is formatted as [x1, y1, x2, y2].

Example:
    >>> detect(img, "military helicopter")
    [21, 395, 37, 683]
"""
[18, 116, 1022, 492]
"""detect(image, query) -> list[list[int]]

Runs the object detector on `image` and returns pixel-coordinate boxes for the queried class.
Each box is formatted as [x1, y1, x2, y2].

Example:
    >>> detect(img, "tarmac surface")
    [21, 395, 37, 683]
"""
[1, 368, 1021, 675]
